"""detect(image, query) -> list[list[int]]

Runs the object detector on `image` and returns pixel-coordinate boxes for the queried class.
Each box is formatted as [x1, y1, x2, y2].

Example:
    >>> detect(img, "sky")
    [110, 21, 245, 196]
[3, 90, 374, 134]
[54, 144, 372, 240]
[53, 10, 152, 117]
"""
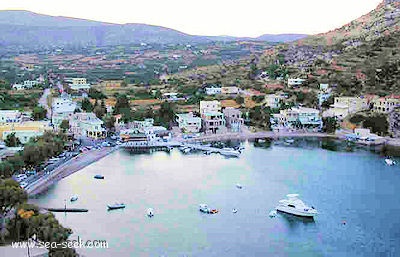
[0, 0, 383, 37]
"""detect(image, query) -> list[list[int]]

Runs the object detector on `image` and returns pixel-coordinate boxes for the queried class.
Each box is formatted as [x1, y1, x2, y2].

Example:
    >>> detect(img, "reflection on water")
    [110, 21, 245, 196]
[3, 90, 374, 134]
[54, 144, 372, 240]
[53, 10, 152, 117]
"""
[277, 211, 316, 229]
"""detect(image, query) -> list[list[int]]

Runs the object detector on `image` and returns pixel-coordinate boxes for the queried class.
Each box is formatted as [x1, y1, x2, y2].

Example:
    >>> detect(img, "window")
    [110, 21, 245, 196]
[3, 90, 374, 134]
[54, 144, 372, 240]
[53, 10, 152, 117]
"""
[288, 204, 295, 208]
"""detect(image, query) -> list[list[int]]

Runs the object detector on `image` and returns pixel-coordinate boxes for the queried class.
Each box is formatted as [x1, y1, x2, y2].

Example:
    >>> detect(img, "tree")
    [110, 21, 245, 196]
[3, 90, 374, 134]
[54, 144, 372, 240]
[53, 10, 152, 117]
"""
[113, 95, 130, 115]
[59, 120, 69, 133]
[321, 95, 335, 109]
[235, 96, 245, 105]
[81, 98, 93, 112]
[4, 133, 21, 147]
[363, 115, 389, 136]
[104, 116, 116, 131]
[322, 117, 339, 134]
[94, 105, 106, 119]
[0, 179, 27, 243]
[88, 88, 106, 100]
[32, 106, 47, 120]
[155, 102, 175, 128]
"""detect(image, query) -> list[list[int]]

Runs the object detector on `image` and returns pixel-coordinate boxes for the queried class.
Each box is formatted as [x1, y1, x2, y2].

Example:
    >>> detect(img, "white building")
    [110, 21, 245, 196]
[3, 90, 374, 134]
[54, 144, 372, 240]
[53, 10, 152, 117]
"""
[12, 84, 26, 90]
[52, 94, 77, 127]
[0, 110, 22, 123]
[288, 78, 305, 87]
[200, 100, 221, 114]
[221, 86, 240, 95]
[67, 78, 91, 90]
[23, 80, 39, 88]
[264, 94, 283, 109]
[176, 112, 202, 133]
[205, 87, 222, 95]
[69, 112, 106, 139]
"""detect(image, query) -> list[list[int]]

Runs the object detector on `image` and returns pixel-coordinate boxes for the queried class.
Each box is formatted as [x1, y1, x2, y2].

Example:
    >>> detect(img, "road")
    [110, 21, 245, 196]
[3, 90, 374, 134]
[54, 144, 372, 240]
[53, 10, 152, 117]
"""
[38, 88, 51, 119]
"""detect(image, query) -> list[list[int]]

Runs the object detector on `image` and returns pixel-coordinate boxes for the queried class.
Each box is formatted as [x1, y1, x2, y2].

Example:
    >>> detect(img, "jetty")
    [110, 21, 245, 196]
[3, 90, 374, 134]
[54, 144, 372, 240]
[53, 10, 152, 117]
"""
[45, 208, 88, 213]
[121, 141, 182, 152]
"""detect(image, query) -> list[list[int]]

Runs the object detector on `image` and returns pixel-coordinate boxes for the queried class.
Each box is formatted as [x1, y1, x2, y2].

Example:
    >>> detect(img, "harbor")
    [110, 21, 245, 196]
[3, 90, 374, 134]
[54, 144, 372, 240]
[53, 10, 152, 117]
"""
[28, 141, 400, 257]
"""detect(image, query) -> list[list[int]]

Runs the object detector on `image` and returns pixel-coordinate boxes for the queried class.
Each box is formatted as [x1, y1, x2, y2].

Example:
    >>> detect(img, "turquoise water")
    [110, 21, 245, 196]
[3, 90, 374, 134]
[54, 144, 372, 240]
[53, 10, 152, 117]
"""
[31, 140, 400, 257]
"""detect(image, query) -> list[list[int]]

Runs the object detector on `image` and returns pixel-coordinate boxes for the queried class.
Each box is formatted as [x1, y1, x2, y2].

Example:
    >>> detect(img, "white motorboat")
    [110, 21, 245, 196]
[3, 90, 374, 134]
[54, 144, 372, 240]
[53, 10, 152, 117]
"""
[236, 184, 243, 189]
[232, 208, 238, 213]
[147, 208, 154, 217]
[179, 147, 191, 154]
[284, 139, 295, 144]
[275, 194, 318, 218]
[258, 139, 266, 143]
[70, 195, 78, 202]
[220, 149, 241, 158]
[199, 204, 210, 213]
[385, 158, 396, 166]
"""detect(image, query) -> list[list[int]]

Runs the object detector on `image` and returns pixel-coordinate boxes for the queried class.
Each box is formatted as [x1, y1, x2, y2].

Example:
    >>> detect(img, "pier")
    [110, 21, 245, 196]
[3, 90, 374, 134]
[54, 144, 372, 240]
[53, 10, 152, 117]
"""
[45, 208, 88, 213]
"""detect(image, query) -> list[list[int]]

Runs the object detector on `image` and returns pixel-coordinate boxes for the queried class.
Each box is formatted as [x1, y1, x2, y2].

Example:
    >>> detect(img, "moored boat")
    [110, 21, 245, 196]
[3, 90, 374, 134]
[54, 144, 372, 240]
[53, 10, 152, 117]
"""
[220, 149, 241, 157]
[199, 204, 210, 213]
[107, 203, 125, 210]
[385, 158, 396, 166]
[70, 195, 78, 202]
[94, 174, 104, 179]
[147, 208, 154, 217]
[276, 194, 318, 218]
[236, 183, 243, 189]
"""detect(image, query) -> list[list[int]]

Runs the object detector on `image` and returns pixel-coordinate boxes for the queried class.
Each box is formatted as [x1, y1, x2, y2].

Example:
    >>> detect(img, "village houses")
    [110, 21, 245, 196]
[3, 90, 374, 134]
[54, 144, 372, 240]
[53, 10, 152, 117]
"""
[223, 107, 243, 132]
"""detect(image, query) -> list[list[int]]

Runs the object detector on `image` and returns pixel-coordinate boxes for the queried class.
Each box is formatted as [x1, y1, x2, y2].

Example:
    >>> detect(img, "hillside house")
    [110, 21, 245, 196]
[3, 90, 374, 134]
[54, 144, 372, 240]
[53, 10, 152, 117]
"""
[288, 78, 306, 87]
[372, 96, 400, 114]
[176, 112, 202, 133]
[223, 108, 243, 132]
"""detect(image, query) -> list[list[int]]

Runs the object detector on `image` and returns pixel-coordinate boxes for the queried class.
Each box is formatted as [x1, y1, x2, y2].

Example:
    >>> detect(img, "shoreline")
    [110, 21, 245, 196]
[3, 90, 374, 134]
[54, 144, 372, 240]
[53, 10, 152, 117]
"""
[180, 131, 400, 148]
[26, 146, 118, 197]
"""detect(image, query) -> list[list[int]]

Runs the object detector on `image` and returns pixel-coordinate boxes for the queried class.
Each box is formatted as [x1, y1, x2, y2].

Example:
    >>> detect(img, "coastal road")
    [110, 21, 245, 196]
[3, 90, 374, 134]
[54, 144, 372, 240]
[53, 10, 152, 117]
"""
[26, 147, 118, 196]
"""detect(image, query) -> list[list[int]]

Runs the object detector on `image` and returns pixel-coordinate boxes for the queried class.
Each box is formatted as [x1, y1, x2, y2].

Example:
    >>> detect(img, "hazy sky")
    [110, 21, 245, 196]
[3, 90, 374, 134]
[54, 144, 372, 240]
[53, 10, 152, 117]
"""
[0, 0, 383, 37]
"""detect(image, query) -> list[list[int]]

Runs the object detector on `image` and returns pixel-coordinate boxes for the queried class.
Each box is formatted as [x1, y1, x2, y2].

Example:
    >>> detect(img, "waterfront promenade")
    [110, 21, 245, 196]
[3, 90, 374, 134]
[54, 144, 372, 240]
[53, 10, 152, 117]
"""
[179, 131, 337, 143]
[26, 146, 118, 196]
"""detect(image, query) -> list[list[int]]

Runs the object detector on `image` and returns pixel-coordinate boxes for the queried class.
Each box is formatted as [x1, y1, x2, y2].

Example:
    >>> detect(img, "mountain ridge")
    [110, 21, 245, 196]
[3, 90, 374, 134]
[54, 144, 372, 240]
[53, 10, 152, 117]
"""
[0, 10, 307, 48]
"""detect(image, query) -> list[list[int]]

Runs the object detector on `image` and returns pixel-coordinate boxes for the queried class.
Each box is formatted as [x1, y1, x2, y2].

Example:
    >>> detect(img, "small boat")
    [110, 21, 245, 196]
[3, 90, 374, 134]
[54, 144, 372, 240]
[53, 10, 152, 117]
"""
[269, 210, 277, 218]
[232, 208, 238, 213]
[107, 203, 125, 210]
[236, 184, 243, 189]
[209, 209, 219, 214]
[179, 146, 191, 154]
[94, 175, 104, 179]
[199, 204, 210, 213]
[147, 208, 154, 217]
[385, 158, 396, 166]
[276, 194, 317, 218]
[220, 149, 241, 158]
[258, 139, 266, 143]
[285, 139, 295, 144]
[70, 195, 78, 202]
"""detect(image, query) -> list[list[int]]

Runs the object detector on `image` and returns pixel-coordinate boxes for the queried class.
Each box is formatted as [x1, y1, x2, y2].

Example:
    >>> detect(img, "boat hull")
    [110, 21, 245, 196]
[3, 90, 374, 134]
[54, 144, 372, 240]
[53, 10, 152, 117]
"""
[276, 206, 317, 218]
[107, 206, 125, 210]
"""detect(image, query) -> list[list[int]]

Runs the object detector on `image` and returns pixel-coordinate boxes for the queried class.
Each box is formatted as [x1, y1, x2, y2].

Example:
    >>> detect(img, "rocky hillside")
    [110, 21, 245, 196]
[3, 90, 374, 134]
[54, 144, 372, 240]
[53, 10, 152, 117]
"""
[258, 0, 400, 95]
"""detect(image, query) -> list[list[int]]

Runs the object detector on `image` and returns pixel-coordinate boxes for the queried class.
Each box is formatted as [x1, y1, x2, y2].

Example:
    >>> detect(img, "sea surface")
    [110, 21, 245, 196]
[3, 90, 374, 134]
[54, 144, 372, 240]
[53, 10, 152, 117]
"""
[30, 139, 400, 257]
